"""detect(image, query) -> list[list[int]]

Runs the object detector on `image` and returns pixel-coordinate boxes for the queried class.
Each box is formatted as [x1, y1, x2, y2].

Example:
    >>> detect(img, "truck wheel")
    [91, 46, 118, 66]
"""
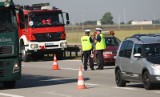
[56, 51, 63, 60]
[142, 71, 153, 90]
[3, 81, 16, 89]
[21, 47, 30, 62]
[115, 69, 126, 87]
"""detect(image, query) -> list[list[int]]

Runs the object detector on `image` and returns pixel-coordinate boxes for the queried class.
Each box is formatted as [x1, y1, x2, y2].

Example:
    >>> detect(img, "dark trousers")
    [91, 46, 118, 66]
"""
[83, 50, 94, 70]
[97, 50, 104, 69]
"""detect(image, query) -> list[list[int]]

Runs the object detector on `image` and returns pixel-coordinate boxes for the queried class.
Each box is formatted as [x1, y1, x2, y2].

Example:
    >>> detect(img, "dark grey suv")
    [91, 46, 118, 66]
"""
[115, 34, 160, 90]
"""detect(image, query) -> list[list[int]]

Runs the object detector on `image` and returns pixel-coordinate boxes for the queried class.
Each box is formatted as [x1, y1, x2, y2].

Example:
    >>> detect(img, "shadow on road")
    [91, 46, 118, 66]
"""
[13, 74, 89, 89]
[127, 83, 160, 90]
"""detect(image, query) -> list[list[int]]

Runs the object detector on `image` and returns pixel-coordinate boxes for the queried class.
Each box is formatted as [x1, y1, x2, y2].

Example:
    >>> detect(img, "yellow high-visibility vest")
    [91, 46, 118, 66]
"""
[81, 36, 92, 51]
[95, 34, 106, 50]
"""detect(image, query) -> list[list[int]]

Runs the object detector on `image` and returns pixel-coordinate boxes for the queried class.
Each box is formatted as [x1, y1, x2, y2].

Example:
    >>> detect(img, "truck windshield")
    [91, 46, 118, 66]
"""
[144, 43, 160, 57]
[29, 11, 64, 28]
[0, 7, 17, 33]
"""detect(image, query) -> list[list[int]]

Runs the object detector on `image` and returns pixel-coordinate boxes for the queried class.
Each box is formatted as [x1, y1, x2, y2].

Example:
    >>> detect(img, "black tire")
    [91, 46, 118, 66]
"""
[56, 51, 63, 60]
[21, 46, 30, 62]
[3, 81, 16, 89]
[142, 71, 153, 90]
[115, 69, 126, 87]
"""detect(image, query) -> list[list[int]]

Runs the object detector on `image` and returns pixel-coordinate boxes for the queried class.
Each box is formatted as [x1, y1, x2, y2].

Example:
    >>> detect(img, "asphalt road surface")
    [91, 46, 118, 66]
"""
[0, 59, 160, 97]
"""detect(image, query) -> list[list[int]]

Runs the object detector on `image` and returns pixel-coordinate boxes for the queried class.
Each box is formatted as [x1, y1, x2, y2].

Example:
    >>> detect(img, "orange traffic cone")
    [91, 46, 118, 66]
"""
[77, 66, 87, 90]
[52, 54, 59, 70]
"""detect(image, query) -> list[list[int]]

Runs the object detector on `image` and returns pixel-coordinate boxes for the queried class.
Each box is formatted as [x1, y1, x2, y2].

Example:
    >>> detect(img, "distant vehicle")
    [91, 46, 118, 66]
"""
[16, 3, 70, 62]
[81, 31, 121, 65]
[0, 0, 22, 88]
[115, 34, 160, 90]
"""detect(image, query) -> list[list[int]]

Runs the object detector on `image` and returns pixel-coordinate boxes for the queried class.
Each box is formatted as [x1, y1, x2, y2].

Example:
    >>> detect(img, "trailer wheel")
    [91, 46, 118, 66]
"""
[3, 81, 16, 89]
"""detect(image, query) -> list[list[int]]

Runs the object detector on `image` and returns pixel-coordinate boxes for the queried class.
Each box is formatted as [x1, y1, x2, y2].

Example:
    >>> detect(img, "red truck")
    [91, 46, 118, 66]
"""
[16, 3, 70, 62]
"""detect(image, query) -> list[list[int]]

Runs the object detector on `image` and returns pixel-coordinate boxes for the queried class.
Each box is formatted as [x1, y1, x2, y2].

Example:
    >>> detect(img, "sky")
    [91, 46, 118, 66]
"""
[13, 0, 160, 24]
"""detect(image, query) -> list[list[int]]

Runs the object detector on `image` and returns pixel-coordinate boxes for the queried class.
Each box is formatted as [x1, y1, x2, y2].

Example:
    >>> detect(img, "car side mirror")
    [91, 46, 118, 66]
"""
[134, 53, 141, 58]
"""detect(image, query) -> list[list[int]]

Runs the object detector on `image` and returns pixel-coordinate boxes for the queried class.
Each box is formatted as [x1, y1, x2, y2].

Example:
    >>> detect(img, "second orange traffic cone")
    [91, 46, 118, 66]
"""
[77, 66, 87, 90]
[52, 54, 59, 70]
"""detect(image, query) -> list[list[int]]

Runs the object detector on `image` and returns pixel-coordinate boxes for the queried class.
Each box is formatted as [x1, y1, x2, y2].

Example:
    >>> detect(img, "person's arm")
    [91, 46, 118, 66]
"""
[89, 37, 93, 43]
[96, 34, 101, 42]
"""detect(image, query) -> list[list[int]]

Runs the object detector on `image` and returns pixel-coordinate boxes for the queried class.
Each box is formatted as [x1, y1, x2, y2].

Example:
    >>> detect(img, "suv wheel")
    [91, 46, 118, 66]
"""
[142, 71, 153, 90]
[115, 69, 126, 87]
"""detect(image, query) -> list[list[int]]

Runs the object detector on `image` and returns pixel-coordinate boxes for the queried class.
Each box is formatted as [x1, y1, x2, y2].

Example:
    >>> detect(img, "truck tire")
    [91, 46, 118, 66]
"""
[21, 46, 30, 62]
[56, 51, 63, 60]
[3, 81, 16, 89]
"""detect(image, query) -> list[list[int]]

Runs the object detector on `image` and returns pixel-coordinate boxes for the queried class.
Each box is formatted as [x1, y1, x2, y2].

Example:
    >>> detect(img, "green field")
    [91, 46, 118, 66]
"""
[66, 29, 160, 43]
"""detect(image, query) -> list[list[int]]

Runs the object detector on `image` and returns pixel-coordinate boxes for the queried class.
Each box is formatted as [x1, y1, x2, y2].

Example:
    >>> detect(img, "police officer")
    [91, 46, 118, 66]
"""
[95, 28, 106, 70]
[81, 29, 94, 71]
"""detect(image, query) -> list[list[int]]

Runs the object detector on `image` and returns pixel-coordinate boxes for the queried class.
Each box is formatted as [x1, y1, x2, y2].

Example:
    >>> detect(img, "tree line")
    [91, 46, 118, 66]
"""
[75, 12, 160, 25]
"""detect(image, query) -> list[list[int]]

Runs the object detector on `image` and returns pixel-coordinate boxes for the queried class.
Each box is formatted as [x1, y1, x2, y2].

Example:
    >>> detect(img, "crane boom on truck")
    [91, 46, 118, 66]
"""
[0, 0, 22, 88]
[16, 3, 70, 62]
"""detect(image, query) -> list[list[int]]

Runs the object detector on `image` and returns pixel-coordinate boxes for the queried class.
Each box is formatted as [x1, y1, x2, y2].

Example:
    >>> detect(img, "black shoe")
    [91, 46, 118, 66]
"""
[84, 68, 88, 71]
[96, 67, 103, 70]
[99, 68, 103, 70]
[91, 68, 95, 70]
[96, 67, 100, 70]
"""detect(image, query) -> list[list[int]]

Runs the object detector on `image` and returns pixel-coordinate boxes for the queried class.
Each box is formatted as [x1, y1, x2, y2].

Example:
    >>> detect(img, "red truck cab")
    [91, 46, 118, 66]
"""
[16, 4, 69, 62]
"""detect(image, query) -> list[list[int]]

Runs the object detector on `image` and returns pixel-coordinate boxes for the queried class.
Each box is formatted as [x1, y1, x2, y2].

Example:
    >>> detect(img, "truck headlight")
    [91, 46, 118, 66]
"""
[4, 0, 11, 7]
[30, 44, 38, 49]
[13, 62, 20, 73]
[60, 42, 67, 48]
[151, 64, 160, 69]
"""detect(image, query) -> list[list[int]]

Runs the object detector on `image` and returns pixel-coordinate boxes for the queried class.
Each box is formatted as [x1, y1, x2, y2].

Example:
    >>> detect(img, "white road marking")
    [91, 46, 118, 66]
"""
[61, 68, 79, 71]
[45, 91, 72, 97]
[35, 91, 72, 97]
[85, 83, 99, 86]
[153, 91, 160, 94]
[41, 78, 68, 82]
[0, 93, 24, 97]
[62, 60, 81, 62]
[113, 86, 137, 90]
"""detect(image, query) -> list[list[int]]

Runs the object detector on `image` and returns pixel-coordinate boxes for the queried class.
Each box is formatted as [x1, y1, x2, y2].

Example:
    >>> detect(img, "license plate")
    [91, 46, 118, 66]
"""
[45, 43, 54, 46]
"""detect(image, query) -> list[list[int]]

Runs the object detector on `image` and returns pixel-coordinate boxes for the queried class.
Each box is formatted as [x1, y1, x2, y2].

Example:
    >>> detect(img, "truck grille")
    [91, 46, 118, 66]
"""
[0, 61, 10, 78]
[0, 45, 13, 55]
[33, 32, 62, 42]
[0, 70, 4, 77]
[0, 61, 10, 67]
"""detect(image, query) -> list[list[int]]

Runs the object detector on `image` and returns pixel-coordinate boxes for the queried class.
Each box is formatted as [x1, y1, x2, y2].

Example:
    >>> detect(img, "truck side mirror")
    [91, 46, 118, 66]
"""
[66, 13, 70, 25]
[19, 8, 25, 29]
